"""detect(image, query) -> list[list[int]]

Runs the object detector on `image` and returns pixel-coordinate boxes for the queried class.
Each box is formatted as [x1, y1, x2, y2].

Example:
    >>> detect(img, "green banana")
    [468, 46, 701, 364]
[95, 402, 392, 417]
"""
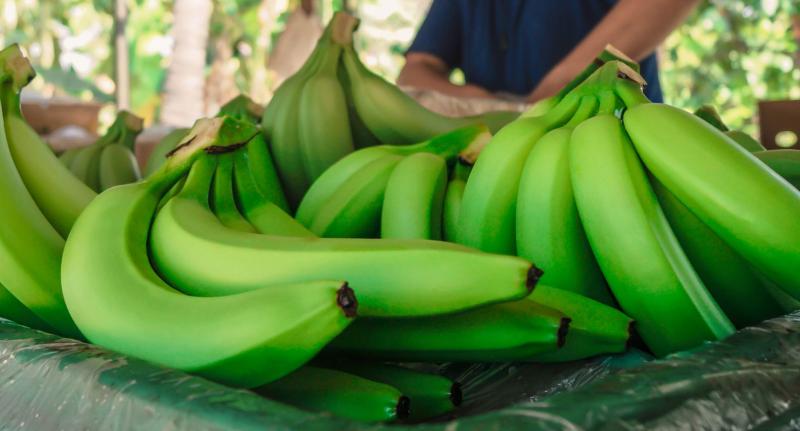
[62, 117, 357, 388]
[232, 145, 314, 237]
[0, 86, 80, 338]
[211, 152, 257, 233]
[652, 179, 784, 328]
[0, 280, 53, 332]
[726, 130, 765, 152]
[328, 299, 569, 361]
[529, 285, 632, 362]
[143, 128, 190, 177]
[380, 152, 447, 240]
[256, 366, 409, 422]
[337, 43, 382, 150]
[245, 133, 290, 211]
[68, 144, 105, 191]
[619, 81, 800, 300]
[693, 105, 729, 132]
[754, 149, 800, 189]
[217, 94, 264, 124]
[570, 113, 734, 356]
[150, 160, 538, 316]
[297, 23, 355, 181]
[515, 99, 613, 305]
[0, 45, 96, 237]
[98, 143, 141, 190]
[442, 160, 471, 243]
[325, 361, 460, 421]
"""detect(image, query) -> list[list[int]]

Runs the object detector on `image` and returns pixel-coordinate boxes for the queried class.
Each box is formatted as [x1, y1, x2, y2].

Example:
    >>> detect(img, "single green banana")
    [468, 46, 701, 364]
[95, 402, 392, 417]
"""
[98, 143, 141, 191]
[0, 88, 80, 338]
[570, 114, 734, 356]
[693, 105, 729, 132]
[619, 81, 800, 300]
[217, 94, 264, 124]
[754, 149, 800, 189]
[296, 124, 490, 226]
[442, 160, 471, 243]
[232, 147, 314, 237]
[150, 172, 539, 317]
[652, 179, 784, 328]
[211, 152, 257, 233]
[327, 299, 569, 361]
[68, 144, 105, 191]
[725, 130, 765, 152]
[0, 280, 53, 332]
[143, 127, 190, 177]
[325, 361, 460, 421]
[380, 152, 447, 240]
[516, 98, 613, 305]
[62, 117, 357, 388]
[256, 366, 409, 422]
[297, 32, 354, 181]
[0, 45, 96, 237]
[245, 133, 290, 211]
[337, 44, 382, 149]
[529, 285, 633, 362]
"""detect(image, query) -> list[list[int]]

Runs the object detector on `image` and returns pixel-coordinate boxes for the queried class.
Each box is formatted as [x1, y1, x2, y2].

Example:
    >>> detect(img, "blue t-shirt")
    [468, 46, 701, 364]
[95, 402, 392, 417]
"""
[407, 0, 663, 102]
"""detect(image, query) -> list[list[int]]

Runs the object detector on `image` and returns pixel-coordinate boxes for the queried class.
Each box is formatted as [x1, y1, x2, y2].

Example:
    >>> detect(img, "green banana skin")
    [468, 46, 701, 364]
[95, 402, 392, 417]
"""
[245, 133, 290, 212]
[442, 161, 471, 242]
[296, 124, 490, 226]
[156, 174, 186, 212]
[211, 152, 257, 233]
[68, 143, 105, 191]
[232, 148, 314, 237]
[0, 280, 54, 332]
[62, 117, 357, 388]
[143, 127, 190, 177]
[58, 147, 81, 167]
[327, 299, 569, 361]
[515, 98, 614, 305]
[217, 94, 264, 124]
[620, 85, 800, 300]
[725, 130, 765, 152]
[324, 361, 460, 421]
[570, 114, 734, 357]
[380, 152, 447, 240]
[754, 149, 800, 189]
[529, 285, 632, 362]
[652, 179, 784, 328]
[150, 175, 538, 316]
[256, 366, 409, 422]
[98, 143, 141, 191]
[337, 43, 382, 149]
[0, 87, 81, 338]
[693, 105, 729, 132]
[0, 47, 96, 237]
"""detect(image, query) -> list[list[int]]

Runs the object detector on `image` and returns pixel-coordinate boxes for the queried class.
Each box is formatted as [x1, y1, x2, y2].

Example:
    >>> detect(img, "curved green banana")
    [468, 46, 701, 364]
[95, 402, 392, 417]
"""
[529, 285, 632, 362]
[98, 143, 141, 190]
[620, 85, 800, 300]
[516, 99, 613, 305]
[725, 130, 765, 152]
[326, 361, 460, 421]
[256, 366, 409, 422]
[327, 299, 569, 361]
[570, 114, 734, 356]
[150, 177, 538, 317]
[62, 117, 356, 388]
[143, 127, 190, 177]
[652, 179, 784, 327]
[211, 152, 257, 233]
[442, 161, 471, 242]
[232, 148, 314, 237]
[380, 152, 447, 240]
[754, 149, 800, 189]
[245, 133, 289, 211]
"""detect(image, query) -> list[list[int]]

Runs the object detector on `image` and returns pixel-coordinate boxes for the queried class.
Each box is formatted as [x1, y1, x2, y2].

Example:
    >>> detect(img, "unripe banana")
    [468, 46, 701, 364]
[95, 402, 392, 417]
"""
[217, 94, 264, 124]
[442, 161, 471, 242]
[725, 130, 765, 152]
[144, 128, 190, 177]
[327, 299, 569, 362]
[68, 144, 105, 192]
[754, 149, 800, 189]
[256, 366, 409, 422]
[619, 83, 800, 301]
[570, 114, 734, 356]
[245, 133, 290, 211]
[693, 105, 729, 132]
[380, 152, 447, 240]
[62, 117, 357, 388]
[529, 285, 632, 362]
[211, 152, 257, 233]
[98, 143, 141, 191]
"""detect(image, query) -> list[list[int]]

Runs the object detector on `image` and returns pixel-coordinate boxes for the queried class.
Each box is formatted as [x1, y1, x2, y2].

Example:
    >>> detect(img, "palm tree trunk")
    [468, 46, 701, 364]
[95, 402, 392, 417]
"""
[160, 0, 213, 127]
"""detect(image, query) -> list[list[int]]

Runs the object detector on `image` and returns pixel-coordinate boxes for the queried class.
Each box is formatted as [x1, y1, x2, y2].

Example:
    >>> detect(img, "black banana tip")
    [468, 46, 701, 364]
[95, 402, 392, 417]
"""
[336, 283, 358, 318]
[557, 317, 571, 348]
[526, 266, 544, 293]
[450, 382, 463, 407]
[396, 396, 411, 419]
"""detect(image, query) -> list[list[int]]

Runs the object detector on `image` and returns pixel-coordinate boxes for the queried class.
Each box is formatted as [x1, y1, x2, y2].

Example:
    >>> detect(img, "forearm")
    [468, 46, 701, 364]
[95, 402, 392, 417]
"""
[398, 55, 492, 98]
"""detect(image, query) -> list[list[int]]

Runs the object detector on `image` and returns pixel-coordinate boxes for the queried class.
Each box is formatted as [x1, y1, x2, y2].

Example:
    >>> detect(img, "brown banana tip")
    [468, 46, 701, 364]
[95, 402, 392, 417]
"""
[625, 320, 637, 349]
[396, 396, 411, 419]
[593, 58, 606, 67]
[526, 266, 544, 292]
[336, 283, 358, 318]
[456, 155, 474, 167]
[557, 317, 571, 348]
[204, 142, 247, 154]
[450, 382, 463, 407]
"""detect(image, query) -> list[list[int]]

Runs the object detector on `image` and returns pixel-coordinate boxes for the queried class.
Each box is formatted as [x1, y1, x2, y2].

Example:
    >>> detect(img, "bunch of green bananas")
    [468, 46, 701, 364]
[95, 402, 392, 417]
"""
[59, 110, 143, 192]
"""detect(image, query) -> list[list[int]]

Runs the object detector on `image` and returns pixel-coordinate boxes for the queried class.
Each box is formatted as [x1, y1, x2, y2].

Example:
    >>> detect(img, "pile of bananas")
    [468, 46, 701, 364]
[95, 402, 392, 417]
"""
[0, 10, 799, 422]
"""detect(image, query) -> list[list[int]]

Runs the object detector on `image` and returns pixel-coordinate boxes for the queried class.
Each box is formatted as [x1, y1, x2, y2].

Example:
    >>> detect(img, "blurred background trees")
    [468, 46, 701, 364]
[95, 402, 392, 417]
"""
[0, 0, 797, 134]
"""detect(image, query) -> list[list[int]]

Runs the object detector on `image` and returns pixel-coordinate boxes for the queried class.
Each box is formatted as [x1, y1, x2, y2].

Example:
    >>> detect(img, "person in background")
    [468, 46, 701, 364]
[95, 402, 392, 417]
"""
[398, 0, 701, 103]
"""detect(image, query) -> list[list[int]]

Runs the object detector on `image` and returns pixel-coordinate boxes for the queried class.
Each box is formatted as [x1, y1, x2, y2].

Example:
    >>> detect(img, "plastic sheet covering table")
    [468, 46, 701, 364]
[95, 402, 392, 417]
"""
[0, 312, 798, 430]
